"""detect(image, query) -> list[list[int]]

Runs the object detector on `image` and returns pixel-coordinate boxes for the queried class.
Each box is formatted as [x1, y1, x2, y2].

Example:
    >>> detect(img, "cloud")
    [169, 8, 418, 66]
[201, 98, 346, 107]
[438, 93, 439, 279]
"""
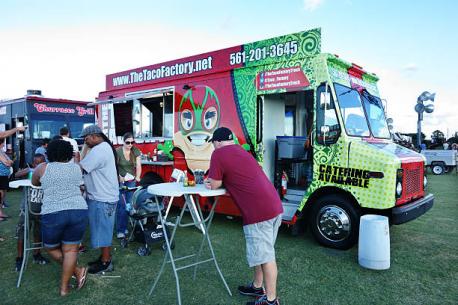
[403, 63, 418, 72]
[303, 0, 325, 11]
[376, 67, 458, 139]
[0, 22, 237, 101]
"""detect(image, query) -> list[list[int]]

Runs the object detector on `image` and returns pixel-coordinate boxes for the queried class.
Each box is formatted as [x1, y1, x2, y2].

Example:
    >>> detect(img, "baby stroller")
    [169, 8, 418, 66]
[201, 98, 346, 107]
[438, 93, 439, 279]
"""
[123, 176, 173, 255]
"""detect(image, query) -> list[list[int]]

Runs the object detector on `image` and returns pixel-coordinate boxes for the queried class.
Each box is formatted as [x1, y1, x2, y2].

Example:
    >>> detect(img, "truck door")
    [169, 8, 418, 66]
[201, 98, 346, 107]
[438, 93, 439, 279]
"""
[259, 94, 285, 181]
[315, 84, 341, 147]
[12, 117, 27, 169]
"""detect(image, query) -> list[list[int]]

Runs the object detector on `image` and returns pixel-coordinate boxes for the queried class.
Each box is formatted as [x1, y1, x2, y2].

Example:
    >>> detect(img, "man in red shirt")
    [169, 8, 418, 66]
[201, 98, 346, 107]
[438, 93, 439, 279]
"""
[205, 127, 283, 305]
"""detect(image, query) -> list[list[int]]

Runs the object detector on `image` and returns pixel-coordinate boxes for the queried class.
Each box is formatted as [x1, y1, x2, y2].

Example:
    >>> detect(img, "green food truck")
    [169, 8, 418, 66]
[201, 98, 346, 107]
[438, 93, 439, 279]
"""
[95, 28, 433, 249]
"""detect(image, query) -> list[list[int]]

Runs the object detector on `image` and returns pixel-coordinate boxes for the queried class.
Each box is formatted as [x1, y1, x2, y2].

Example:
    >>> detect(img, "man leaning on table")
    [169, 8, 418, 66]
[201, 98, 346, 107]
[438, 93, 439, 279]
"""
[205, 127, 283, 305]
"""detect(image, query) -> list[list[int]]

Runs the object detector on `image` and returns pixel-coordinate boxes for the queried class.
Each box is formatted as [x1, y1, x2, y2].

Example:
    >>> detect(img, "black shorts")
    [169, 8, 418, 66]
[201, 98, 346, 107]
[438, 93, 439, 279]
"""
[0, 175, 9, 190]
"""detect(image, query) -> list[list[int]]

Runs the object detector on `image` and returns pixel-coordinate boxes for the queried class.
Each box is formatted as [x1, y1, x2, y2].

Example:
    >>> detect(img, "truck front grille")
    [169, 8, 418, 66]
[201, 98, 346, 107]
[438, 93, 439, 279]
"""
[405, 168, 421, 195]
[397, 161, 424, 205]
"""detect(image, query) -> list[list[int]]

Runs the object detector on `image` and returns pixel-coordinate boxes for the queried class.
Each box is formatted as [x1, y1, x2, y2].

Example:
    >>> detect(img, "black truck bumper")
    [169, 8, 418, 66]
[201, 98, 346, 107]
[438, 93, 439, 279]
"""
[391, 194, 434, 225]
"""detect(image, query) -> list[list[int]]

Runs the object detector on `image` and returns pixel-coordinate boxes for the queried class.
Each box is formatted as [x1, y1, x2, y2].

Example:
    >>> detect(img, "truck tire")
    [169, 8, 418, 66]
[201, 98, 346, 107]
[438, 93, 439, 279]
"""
[431, 163, 445, 175]
[308, 194, 360, 250]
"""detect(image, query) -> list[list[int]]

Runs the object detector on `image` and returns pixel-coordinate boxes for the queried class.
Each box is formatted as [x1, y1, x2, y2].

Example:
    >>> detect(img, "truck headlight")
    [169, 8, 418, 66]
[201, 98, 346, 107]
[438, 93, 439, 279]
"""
[396, 182, 403, 196]
[424, 175, 428, 189]
[396, 169, 403, 198]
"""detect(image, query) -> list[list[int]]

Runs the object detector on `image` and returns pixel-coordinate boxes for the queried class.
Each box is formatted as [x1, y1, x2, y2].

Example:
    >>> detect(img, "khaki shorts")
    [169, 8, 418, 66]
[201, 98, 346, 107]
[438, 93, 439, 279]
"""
[243, 214, 282, 267]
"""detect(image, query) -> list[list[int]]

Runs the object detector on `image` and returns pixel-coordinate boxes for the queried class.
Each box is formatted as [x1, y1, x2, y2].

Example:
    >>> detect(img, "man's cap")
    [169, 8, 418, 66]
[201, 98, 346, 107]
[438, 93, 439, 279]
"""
[211, 127, 233, 142]
[80, 124, 103, 137]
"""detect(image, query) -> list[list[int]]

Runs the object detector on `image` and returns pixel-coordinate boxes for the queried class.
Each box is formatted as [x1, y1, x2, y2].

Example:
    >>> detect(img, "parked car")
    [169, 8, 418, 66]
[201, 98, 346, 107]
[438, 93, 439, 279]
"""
[421, 150, 457, 175]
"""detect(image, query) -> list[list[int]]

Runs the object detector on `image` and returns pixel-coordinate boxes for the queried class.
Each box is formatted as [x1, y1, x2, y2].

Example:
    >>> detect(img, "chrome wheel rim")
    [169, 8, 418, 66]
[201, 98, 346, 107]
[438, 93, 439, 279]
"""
[432, 165, 443, 175]
[316, 205, 351, 242]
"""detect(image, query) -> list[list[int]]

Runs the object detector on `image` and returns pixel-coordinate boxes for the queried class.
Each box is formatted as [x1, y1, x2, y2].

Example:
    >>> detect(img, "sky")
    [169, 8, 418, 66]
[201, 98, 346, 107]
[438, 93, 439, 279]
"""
[1, 0, 457, 138]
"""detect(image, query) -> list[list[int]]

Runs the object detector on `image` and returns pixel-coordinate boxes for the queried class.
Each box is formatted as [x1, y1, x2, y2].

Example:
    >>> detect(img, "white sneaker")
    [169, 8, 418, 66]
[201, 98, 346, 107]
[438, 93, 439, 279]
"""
[116, 232, 125, 239]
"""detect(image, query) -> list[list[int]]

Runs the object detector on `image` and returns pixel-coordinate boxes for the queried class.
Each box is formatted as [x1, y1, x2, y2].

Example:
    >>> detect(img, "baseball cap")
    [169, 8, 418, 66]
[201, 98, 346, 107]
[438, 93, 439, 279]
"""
[211, 127, 233, 142]
[80, 124, 103, 137]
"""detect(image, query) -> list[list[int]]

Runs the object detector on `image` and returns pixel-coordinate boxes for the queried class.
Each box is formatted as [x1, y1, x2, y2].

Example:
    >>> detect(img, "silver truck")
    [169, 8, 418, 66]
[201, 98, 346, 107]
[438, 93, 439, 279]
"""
[421, 150, 457, 175]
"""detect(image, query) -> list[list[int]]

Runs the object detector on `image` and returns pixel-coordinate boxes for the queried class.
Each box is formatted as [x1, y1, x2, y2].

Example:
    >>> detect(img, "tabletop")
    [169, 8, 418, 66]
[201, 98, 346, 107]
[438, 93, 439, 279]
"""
[148, 182, 226, 197]
[141, 160, 174, 166]
[9, 179, 33, 188]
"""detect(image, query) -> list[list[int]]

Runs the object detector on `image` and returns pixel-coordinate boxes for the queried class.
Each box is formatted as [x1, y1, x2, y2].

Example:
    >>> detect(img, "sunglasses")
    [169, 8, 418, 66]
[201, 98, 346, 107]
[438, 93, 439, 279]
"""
[124, 141, 135, 145]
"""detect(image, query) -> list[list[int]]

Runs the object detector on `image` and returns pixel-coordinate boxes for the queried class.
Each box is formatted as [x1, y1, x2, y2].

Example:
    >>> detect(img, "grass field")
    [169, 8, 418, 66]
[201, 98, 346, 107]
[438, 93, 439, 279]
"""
[0, 173, 457, 305]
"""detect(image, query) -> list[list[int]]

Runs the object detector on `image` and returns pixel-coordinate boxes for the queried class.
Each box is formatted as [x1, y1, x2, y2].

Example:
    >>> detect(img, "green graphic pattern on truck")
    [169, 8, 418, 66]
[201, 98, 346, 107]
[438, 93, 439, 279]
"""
[231, 29, 324, 157]
[243, 28, 321, 68]
[232, 34, 402, 211]
[298, 138, 401, 211]
[293, 55, 400, 211]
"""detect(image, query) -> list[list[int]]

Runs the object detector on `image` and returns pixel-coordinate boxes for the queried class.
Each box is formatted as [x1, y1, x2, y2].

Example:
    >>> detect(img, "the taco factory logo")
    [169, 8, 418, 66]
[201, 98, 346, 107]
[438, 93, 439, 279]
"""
[318, 164, 370, 188]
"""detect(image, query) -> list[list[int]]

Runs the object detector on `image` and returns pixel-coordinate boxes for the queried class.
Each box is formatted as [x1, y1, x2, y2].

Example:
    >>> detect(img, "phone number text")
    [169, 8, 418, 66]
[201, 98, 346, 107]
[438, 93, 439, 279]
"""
[229, 41, 299, 66]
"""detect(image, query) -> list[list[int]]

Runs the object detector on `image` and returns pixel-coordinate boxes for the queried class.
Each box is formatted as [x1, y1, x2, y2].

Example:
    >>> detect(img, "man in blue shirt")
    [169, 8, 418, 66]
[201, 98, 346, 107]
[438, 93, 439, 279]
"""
[35, 138, 50, 162]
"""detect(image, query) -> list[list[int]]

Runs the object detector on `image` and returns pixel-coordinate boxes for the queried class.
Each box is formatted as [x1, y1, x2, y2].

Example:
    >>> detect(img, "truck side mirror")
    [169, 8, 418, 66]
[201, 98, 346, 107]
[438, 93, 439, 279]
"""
[320, 92, 331, 109]
[24, 115, 30, 140]
[321, 125, 330, 136]
[16, 121, 24, 140]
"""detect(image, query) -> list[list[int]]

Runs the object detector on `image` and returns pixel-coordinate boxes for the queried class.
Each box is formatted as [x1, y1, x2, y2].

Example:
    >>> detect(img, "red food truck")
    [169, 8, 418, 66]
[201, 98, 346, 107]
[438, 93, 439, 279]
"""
[94, 28, 433, 249]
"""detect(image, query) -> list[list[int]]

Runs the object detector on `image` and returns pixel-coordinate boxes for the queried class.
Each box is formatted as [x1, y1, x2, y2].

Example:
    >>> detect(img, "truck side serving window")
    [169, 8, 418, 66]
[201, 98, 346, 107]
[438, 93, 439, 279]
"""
[316, 84, 340, 145]
[133, 93, 173, 138]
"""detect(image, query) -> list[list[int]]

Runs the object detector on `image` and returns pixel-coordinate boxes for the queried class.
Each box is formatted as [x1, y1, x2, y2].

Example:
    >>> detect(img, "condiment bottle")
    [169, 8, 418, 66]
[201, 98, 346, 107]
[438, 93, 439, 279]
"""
[183, 170, 188, 187]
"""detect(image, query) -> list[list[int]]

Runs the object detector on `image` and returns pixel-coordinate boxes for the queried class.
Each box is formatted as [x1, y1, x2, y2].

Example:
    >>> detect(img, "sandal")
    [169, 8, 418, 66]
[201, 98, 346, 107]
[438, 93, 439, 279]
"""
[76, 267, 88, 290]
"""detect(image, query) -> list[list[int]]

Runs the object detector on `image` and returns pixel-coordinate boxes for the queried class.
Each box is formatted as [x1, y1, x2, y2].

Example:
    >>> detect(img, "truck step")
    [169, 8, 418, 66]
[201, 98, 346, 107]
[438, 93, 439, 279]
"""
[281, 200, 301, 221]
[286, 188, 306, 196]
[284, 193, 303, 202]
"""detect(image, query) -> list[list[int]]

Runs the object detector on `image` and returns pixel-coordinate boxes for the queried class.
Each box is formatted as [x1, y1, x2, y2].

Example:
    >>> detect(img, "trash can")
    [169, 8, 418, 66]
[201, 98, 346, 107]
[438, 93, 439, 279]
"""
[358, 214, 390, 270]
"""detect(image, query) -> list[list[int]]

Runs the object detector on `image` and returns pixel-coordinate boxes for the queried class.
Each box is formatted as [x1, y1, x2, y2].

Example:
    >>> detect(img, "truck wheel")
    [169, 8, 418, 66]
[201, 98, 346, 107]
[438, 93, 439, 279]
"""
[308, 194, 360, 250]
[431, 164, 445, 175]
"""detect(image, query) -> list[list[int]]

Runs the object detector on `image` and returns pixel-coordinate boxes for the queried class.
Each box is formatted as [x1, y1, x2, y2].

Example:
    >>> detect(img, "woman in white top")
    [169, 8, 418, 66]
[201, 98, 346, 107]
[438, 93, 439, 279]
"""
[32, 140, 88, 296]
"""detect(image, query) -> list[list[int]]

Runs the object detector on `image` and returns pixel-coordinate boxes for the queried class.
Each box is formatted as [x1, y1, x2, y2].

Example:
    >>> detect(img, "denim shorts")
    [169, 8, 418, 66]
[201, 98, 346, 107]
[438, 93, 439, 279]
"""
[41, 209, 88, 248]
[87, 199, 117, 248]
[243, 214, 282, 267]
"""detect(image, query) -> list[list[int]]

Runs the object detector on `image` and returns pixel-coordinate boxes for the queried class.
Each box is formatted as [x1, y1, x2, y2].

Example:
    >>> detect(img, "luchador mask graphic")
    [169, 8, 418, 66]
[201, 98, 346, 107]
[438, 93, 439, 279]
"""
[174, 85, 221, 172]
[179, 85, 220, 145]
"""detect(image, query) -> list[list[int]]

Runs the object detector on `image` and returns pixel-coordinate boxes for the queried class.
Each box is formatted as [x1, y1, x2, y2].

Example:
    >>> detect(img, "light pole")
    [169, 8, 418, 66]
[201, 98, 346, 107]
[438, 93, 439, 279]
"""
[414, 91, 435, 149]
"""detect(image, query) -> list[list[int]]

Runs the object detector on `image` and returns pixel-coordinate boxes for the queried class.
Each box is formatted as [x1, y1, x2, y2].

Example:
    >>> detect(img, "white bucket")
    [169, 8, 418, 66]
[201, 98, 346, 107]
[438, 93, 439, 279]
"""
[358, 214, 390, 270]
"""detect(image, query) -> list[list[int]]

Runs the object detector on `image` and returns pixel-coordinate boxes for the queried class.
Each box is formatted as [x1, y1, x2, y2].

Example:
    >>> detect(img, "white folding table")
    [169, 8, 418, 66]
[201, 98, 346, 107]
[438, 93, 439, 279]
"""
[9, 179, 43, 288]
[147, 182, 232, 305]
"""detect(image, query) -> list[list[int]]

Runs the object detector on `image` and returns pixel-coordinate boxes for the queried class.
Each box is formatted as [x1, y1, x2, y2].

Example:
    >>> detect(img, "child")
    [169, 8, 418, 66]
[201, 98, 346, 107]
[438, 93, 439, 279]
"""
[14, 153, 49, 271]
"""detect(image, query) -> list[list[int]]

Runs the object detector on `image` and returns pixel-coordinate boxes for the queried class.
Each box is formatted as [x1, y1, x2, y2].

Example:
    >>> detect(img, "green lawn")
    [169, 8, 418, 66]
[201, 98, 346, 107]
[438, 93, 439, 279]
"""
[1, 173, 457, 305]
